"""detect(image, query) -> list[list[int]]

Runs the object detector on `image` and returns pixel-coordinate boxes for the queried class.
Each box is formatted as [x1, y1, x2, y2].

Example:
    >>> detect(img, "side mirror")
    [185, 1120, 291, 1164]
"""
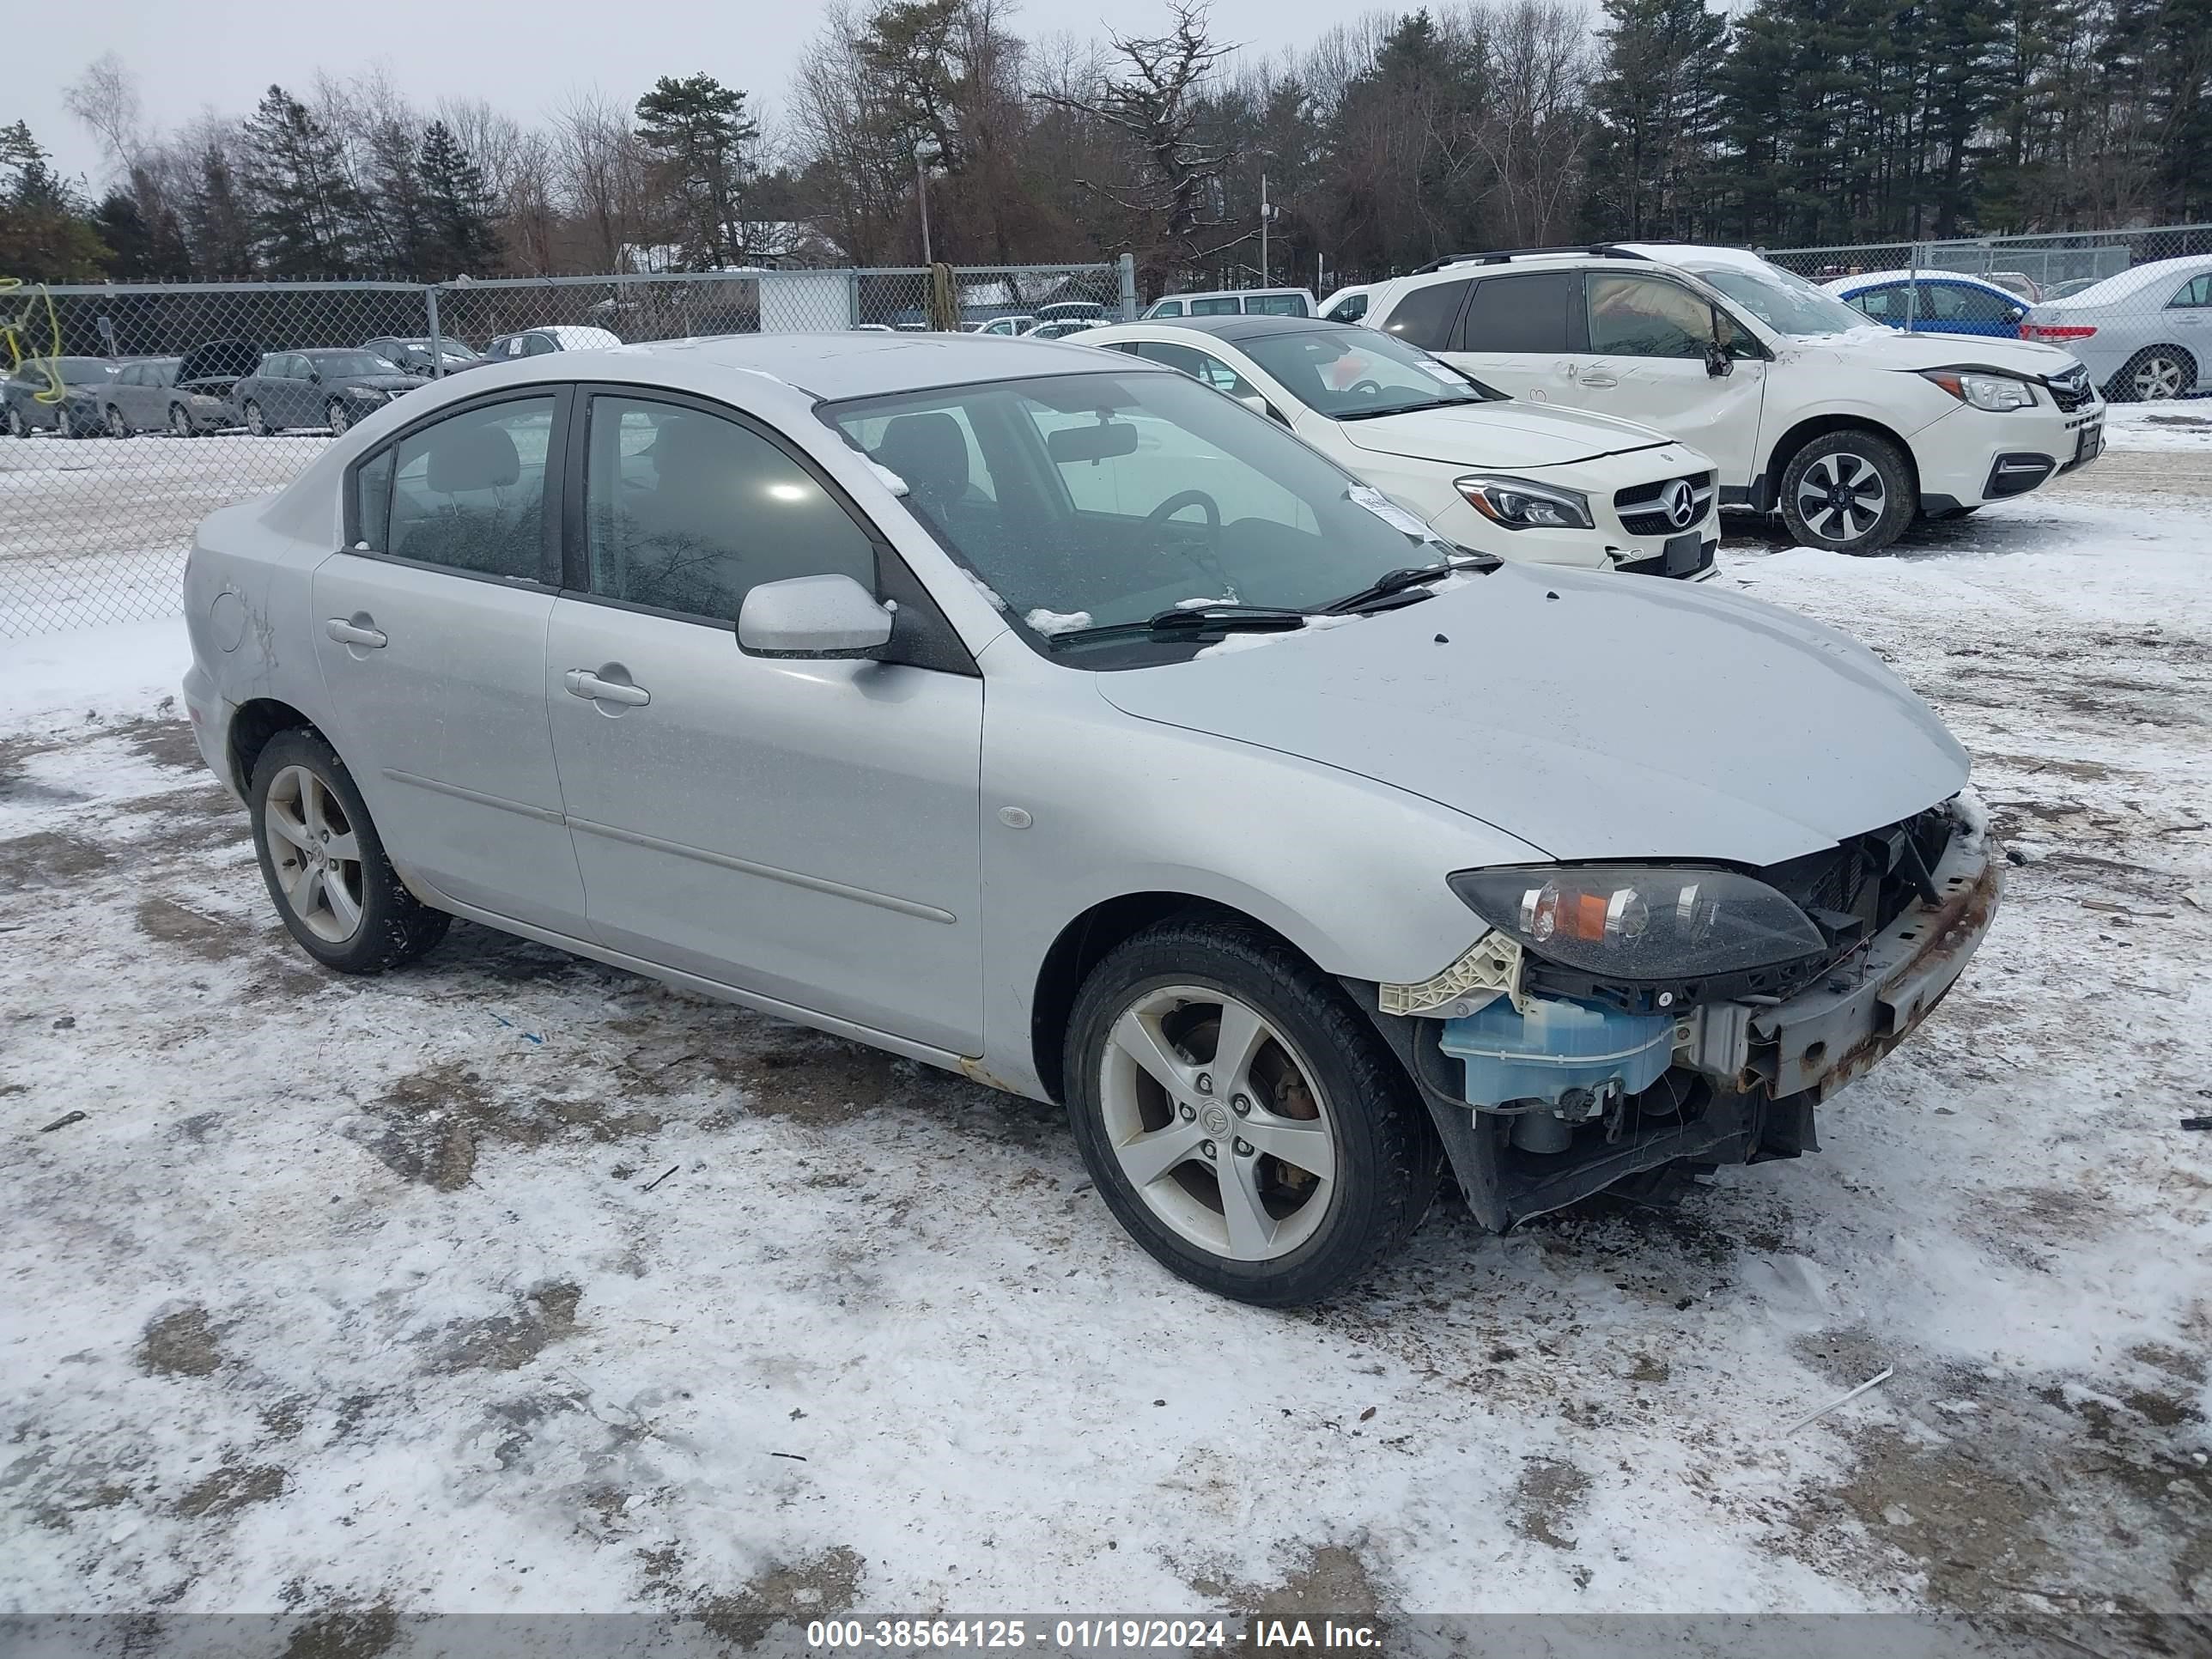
[1238, 393, 1291, 424]
[738, 574, 895, 659]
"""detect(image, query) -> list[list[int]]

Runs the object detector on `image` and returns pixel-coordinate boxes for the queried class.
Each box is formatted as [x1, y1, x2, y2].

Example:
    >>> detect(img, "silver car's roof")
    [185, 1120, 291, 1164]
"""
[605, 331, 1136, 400]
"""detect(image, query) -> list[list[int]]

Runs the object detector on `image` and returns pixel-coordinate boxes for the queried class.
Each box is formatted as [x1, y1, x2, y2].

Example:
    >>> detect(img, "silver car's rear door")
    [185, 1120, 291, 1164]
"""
[310, 388, 587, 933]
[543, 389, 985, 1053]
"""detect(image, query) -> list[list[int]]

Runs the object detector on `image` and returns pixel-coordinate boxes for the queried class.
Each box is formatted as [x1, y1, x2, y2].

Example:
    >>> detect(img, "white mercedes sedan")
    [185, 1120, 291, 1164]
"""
[181, 331, 1999, 1305]
[1083, 314, 1722, 579]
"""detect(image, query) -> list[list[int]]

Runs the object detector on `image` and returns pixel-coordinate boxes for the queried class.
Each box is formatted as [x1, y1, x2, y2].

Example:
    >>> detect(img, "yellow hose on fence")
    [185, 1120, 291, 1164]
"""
[0, 277, 66, 404]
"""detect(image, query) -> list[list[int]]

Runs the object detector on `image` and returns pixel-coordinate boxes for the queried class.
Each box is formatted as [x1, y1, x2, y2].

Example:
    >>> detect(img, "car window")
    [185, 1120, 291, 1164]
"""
[1237, 327, 1494, 417]
[1247, 294, 1306, 317]
[1459, 272, 1583, 353]
[1381, 279, 1472, 350]
[522, 334, 560, 356]
[1151, 300, 1184, 319]
[2169, 276, 2212, 308]
[584, 396, 877, 623]
[1842, 283, 1904, 324]
[115, 365, 140, 386]
[1588, 275, 1714, 359]
[1323, 293, 1368, 323]
[822, 370, 1455, 665]
[1929, 283, 2020, 324]
[1131, 341, 1262, 400]
[383, 396, 556, 581]
[1188, 297, 1240, 316]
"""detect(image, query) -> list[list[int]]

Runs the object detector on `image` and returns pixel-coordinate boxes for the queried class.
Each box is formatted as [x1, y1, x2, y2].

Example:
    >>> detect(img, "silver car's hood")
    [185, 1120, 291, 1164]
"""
[1094, 563, 1969, 867]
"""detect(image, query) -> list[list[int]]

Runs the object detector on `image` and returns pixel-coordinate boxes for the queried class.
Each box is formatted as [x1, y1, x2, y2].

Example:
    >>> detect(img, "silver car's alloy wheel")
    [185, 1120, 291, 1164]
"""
[327, 400, 350, 435]
[4, 405, 24, 438]
[106, 405, 126, 437]
[1794, 451, 1887, 543]
[245, 400, 269, 436]
[2130, 352, 2188, 401]
[262, 764, 365, 944]
[1099, 983, 1338, 1262]
[169, 404, 191, 437]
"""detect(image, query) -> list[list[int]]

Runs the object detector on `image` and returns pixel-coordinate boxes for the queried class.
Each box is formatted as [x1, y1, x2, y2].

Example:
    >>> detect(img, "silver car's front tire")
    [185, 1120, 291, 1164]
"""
[248, 728, 450, 974]
[1065, 917, 1440, 1306]
[244, 399, 274, 436]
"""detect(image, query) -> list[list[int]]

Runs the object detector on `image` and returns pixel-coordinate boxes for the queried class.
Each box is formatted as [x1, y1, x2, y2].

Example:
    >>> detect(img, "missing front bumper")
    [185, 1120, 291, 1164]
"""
[1361, 833, 2002, 1232]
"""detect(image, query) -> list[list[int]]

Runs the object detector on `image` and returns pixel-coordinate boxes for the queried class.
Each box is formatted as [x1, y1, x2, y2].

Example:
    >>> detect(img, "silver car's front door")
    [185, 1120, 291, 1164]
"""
[309, 390, 586, 933]
[544, 392, 984, 1053]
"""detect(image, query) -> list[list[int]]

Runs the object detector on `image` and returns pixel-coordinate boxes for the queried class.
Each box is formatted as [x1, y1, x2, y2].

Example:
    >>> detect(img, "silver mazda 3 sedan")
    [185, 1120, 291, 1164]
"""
[180, 332, 2000, 1305]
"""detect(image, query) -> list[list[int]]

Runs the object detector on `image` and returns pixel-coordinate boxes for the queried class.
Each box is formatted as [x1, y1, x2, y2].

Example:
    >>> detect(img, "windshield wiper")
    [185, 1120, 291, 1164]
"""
[1333, 398, 1477, 421]
[1044, 603, 1310, 649]
[1319, 558, 1493, 614]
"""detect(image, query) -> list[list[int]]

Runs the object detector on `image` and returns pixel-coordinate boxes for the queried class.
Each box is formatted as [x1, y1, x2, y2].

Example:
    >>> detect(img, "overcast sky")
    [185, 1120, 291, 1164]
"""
[26, 0, 1352, 188]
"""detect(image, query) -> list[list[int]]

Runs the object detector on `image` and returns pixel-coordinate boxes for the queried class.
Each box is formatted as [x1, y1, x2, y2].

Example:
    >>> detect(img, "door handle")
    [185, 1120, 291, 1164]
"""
[1578, 372, 1618, 388]
[564, 668, 651, 707]
[325, 617, 387, 648]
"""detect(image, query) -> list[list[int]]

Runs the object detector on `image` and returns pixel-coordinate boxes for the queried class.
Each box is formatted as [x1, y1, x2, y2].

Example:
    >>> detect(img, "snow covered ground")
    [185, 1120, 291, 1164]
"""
[1, 423, 2208, 1654]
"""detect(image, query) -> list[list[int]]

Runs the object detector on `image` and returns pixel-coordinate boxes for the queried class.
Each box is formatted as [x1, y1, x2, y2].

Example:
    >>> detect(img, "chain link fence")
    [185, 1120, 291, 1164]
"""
[1759, 223, 2212, 406]
[0, 260, 1133, 640]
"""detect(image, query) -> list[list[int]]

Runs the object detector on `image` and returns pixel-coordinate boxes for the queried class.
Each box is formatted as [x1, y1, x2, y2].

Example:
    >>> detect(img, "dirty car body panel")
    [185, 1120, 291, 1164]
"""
[182, 331, 1999, 1297]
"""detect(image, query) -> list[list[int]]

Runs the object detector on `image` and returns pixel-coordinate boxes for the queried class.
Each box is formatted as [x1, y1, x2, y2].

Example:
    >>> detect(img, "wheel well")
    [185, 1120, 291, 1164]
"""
[1764, 416, 1919, 513]
[227, 698, 318, 796]
[1028, 892, 1307, 1103]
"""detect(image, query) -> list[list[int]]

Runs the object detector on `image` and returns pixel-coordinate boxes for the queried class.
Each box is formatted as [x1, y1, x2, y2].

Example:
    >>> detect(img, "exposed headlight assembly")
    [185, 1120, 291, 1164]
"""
[345, 385, 388, 401]
[1920, 368, 2036, 411]
[1453, 474, 1594, 530]
[1449, 866, 1827, 979]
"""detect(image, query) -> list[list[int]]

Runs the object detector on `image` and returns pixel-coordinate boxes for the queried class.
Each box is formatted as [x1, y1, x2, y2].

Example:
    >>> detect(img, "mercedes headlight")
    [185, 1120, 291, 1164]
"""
[1920, 369, 2036, 411]
[345, 385, 388, 401]
[1453, 474, 1594, 531]
[1450, 866, 1827, 978]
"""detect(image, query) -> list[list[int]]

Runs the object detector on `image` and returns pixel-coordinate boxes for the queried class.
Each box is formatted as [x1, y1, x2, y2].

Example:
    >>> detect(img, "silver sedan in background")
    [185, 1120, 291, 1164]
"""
[2022, 252, 2212, 401]
[181, 333, 1999, 1305]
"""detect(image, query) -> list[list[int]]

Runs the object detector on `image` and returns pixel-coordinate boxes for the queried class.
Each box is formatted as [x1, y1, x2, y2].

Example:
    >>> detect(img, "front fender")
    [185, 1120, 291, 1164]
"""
[973, 638, 1544, 1097]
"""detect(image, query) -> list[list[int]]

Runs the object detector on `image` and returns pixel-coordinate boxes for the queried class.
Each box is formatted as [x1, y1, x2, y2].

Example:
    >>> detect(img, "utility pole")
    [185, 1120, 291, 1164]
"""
[915, 137, 941, 266]
[1259, 173, 1270, 287]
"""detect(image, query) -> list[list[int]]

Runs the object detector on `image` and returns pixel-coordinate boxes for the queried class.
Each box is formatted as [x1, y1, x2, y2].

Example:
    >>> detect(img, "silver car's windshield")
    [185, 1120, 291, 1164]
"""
[1689, 263, 1871, 337]
[1237, 327, 1498, 419]
[824, 370, 1463, 662]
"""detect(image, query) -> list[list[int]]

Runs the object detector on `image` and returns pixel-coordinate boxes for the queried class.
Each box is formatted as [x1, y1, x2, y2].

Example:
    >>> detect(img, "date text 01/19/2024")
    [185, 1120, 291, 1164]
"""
[804, 1618, 1384, 1650]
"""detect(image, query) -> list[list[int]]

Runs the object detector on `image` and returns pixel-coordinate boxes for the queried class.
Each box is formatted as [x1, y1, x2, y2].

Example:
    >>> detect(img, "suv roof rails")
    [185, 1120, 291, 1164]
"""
[1411, 244, 1652, 275]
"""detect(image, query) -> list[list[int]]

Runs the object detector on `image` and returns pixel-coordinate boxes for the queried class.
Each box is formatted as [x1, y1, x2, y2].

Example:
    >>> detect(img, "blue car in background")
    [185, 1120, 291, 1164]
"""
[1822, 270, 2030, 338]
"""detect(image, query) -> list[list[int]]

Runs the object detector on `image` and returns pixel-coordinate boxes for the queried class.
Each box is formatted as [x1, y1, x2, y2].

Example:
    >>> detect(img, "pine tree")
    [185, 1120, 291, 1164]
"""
[184, 144, 256, 276]
[416, 120, 501, 276]
[634, 73, 758, 267]
[240, 84, 363, 276]
[1589, 0, 1729, 238]
[0, 121, 112, 279]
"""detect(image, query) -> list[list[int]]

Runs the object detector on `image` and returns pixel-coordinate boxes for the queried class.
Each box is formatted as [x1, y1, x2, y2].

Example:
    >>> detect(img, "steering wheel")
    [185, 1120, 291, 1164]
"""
[1146, 489, 1220, 536]
[1346, 379, 1383, 398]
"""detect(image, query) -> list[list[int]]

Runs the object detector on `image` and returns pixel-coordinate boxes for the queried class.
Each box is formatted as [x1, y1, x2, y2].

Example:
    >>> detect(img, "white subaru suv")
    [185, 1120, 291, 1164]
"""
[1361, 243, 2105, 555]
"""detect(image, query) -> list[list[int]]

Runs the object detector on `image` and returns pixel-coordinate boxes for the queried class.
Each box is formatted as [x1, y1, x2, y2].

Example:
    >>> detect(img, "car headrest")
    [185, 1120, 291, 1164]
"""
[875, 412, 969, 501]
[427, 425, 520, 493]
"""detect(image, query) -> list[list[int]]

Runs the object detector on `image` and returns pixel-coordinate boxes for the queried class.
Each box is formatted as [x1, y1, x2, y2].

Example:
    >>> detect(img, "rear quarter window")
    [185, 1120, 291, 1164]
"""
[1381, 279, 1471, 350]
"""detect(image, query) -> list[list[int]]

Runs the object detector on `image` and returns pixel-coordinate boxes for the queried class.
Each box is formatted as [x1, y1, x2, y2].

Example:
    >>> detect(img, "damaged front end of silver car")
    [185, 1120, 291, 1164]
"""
[1359, 796, 2002, 1231]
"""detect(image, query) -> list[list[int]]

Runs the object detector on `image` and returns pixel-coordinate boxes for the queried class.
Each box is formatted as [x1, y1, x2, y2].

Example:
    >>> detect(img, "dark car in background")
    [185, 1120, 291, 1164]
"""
[363, 336, 483, 377]
[233, 349, 428, 436]
[170, 339, 266, 435]
[99, 356, 184, 435]
[4, 356, 117, 439]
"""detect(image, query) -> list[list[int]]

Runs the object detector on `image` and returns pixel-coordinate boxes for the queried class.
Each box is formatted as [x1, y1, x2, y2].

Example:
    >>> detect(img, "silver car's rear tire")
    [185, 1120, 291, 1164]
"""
[2106, 347, 2196, 404]
[105, 405, 128, 438]
[7, 404, 28, 438]
[1064, 916, 1440, 1306]
[248, 728, 450, 975]
[326, 399, 351, 435]
[168, 404, 196, 438]
[244, 399, 275, 436]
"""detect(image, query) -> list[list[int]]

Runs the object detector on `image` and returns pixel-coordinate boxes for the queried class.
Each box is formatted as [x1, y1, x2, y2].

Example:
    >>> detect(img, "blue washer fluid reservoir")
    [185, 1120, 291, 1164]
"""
[1439, 995, 1676, 1109]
